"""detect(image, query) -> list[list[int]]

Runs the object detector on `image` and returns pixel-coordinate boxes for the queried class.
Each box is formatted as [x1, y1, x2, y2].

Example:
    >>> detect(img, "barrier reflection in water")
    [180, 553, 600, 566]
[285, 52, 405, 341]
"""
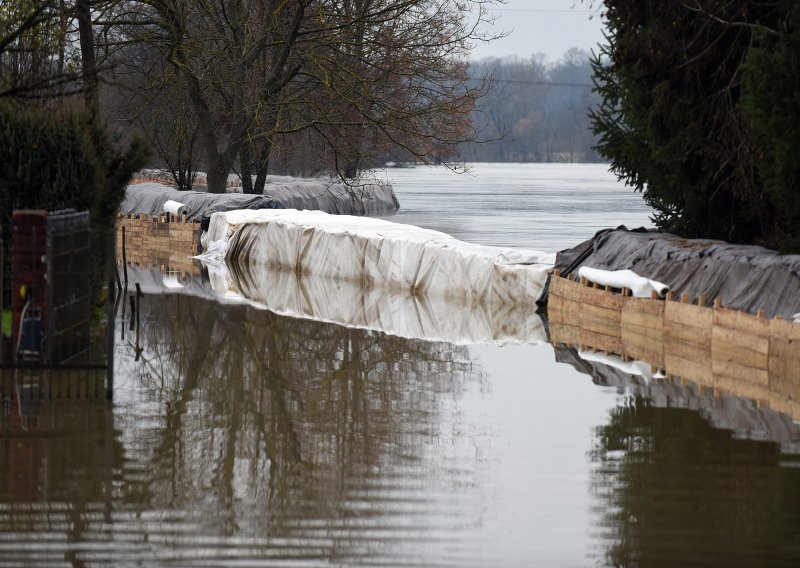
[121, 259, 548, 345]
[548, 274, 800, 422]
[220, 260, 547, 345]
[553, 333, 800, 567]
[110, 290, 489, 565]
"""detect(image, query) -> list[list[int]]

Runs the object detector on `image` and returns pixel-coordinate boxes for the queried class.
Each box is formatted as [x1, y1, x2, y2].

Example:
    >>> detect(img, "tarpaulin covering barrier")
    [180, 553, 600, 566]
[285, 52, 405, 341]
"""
[157, 171, 400, 215]
[254, 176, 399, 215]
[554, 228, 800, 320]
[207, 209, 555, 308]
[120, 183, 285, 224]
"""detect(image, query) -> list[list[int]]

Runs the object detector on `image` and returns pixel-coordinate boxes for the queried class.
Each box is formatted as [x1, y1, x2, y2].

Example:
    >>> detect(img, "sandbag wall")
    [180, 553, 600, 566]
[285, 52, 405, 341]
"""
[116, 213, 201, 276]
[548, 273, 800, 420]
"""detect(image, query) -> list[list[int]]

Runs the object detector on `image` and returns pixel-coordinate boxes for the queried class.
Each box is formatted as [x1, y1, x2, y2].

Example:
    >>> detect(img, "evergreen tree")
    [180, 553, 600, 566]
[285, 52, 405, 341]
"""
[591, 1, 800, 251]
[740, 1, 800, 251]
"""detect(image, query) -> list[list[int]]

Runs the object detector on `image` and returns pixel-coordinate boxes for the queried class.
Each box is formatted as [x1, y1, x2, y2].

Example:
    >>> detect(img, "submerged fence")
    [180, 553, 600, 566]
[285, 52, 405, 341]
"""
[2, 209, 116, 400]
[0, 364, 107, 401]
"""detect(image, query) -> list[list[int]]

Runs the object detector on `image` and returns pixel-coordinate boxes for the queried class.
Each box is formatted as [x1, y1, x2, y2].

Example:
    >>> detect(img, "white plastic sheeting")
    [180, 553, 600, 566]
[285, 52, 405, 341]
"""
[163, 199, 191, 218]
[577, 266, 669, 298]
[206, 209, 555, 308]
[195, 239, 228, 265]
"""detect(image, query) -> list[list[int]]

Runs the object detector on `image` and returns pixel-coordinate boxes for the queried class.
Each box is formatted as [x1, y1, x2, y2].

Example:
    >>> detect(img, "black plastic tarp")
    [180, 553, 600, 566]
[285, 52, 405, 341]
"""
[120, 183, 285, 224]
[258, 178, 400, 215]
[553, 227, 800, 319]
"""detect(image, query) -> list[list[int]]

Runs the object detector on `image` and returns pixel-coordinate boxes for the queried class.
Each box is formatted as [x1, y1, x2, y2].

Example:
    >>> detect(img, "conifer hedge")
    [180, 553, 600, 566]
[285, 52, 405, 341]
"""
[0, 102, 147, 303]
[592, 1, 800, 252]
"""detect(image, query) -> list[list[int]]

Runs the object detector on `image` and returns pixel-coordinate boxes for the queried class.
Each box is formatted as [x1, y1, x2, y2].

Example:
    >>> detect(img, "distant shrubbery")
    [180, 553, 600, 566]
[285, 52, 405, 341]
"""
[592, 1, 800, 252]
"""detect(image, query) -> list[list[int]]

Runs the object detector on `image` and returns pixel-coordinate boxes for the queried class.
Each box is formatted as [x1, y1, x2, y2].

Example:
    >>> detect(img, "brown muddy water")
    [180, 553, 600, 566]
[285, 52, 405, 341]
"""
[3, 164, 800, 567]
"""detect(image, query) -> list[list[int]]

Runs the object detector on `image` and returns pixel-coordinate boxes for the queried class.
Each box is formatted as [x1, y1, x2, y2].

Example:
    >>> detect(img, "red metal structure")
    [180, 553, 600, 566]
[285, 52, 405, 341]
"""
[10, 210, 91, 364]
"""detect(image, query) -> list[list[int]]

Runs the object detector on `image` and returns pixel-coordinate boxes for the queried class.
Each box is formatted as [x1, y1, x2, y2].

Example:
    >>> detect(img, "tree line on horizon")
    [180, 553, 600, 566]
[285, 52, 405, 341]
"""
[457, 48, 603, 164]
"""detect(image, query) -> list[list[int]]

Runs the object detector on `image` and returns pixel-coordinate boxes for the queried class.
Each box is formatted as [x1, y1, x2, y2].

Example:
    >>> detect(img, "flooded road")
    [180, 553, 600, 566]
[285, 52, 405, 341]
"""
[3, 164, 800, 566]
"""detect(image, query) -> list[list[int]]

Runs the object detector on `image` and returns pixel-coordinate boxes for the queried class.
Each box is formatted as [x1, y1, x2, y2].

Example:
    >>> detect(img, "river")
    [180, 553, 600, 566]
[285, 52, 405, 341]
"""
[2, 163, 800, 567]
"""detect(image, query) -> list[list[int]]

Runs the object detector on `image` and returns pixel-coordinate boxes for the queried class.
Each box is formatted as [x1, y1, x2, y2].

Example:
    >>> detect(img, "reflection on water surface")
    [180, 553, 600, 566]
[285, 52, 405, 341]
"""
[2, 164, 800, 566]
[592, 395, 800, 568]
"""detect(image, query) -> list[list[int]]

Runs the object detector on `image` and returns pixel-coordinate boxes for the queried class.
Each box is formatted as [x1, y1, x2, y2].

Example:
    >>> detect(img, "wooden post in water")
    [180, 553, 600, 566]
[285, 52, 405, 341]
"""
[106, 227, 115, 401]
[134, 282, 142, 362]
[122, 224, 128, 290]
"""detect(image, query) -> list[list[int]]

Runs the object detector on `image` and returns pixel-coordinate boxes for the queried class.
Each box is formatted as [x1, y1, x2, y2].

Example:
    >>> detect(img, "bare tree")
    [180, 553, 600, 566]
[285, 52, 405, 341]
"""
[0, 0, 120, 104]
[0, 2, 77, 99]
[117, 0, 499, 193]
[460, 51, 601, 163]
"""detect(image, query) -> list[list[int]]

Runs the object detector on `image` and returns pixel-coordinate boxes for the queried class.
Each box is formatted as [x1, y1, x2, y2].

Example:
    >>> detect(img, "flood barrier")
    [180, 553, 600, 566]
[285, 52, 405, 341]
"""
[548, 273, 800, 420]
[115, 213, 202, 277]
[207, 209, 554, 307]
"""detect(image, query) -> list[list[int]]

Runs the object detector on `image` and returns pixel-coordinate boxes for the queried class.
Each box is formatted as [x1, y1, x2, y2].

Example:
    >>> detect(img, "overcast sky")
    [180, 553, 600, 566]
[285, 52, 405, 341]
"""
[470, 0, 607, 63]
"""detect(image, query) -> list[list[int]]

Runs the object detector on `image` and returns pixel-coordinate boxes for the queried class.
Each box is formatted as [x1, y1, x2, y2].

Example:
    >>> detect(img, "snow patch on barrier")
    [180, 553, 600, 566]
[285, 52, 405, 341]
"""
[577, 266, 669, 298]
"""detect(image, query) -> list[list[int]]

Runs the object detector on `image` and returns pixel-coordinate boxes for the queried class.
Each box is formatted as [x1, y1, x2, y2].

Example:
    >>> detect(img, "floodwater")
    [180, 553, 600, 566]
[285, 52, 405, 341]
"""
[3, 163, 800, 567]
[376, 162, 654, 251]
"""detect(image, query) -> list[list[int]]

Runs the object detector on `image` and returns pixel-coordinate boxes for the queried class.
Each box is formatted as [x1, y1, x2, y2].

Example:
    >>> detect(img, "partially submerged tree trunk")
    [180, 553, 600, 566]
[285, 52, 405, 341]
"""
[206, 159, 232, 194]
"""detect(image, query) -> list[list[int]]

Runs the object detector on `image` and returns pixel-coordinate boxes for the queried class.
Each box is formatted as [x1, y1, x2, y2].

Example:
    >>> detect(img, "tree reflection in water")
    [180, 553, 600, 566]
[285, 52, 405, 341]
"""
[113, 291, 485, 563]
[583, 372, 800, 567]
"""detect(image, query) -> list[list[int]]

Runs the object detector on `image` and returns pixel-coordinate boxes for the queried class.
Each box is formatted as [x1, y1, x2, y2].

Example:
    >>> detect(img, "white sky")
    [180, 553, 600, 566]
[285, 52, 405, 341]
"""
[469, 0, 607, 63]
